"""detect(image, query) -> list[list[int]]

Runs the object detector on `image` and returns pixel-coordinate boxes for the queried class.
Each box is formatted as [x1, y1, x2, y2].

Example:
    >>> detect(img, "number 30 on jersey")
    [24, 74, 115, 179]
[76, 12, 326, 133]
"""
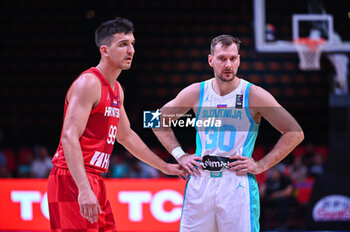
[205, 124, 236, 151]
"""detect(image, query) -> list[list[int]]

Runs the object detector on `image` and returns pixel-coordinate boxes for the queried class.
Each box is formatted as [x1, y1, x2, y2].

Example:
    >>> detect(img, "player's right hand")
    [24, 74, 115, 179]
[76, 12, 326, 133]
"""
[78, 189, 101, 224]
[163, 163, 189, 180]
[177, 154, 202, 176]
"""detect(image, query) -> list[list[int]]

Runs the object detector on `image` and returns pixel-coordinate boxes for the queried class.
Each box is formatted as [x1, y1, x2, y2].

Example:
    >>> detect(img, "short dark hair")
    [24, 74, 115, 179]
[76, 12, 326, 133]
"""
[210, 35, 241, 55]
[95, 17, 134, 48]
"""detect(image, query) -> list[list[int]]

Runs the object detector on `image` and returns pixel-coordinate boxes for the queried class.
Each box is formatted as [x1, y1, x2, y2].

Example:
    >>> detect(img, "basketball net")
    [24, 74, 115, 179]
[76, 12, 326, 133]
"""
[294, 38, 326, 71]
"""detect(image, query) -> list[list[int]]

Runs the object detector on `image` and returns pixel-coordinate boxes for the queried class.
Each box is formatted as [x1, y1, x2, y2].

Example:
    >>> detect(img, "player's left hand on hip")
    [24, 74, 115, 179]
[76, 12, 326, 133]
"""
[228, 155, 259, 175]
[164, 163, 189, 180]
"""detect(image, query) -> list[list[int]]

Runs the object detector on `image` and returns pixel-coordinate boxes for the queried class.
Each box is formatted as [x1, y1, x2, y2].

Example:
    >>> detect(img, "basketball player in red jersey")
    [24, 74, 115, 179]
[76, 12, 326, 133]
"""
[47, 17, 187, 231]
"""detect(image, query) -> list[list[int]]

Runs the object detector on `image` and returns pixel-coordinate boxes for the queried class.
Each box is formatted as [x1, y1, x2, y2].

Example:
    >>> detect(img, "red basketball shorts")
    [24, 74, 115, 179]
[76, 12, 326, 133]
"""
[47, 166, 116, 231]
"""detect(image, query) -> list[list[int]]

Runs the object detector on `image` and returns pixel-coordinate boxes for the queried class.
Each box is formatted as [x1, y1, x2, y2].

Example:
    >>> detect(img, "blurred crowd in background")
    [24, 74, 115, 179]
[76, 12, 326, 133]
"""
[0, 127, 327, 181]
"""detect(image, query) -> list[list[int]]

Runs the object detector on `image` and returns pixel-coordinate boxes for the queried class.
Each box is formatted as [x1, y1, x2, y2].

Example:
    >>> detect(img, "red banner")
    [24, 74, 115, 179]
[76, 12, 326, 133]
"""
[0, 178, 186, 231]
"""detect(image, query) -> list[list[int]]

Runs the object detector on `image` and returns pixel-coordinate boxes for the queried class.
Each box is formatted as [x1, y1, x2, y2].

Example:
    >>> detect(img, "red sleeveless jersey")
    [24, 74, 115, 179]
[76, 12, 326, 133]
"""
[52, 67, 121, 174]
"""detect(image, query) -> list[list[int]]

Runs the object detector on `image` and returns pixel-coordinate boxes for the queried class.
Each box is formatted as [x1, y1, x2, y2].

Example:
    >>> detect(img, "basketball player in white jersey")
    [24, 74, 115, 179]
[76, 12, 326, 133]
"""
[152, 35, 304, 232]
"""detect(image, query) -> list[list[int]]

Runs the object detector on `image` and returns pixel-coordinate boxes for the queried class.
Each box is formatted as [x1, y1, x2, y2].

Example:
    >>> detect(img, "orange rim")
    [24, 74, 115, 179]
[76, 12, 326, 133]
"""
[294, 38, 326, 51]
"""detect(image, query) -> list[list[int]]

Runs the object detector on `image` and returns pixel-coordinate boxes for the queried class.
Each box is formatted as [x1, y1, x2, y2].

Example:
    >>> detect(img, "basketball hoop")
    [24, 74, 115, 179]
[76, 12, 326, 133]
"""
[294, 38, 326, 70]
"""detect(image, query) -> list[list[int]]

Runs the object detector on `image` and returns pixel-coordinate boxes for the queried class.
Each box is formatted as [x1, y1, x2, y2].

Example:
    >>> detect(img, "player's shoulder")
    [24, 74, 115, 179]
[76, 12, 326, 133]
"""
[73, 72, 101, 89]
[67, 72, 101, 100]
[180, 82, 201, 96]
[169, 82, 202, 107]
[248, 83, 280, 107]
[249, 83, 267, 95]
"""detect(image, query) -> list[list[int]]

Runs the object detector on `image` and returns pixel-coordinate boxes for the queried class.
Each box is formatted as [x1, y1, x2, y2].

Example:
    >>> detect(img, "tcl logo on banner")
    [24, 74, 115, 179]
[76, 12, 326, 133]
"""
[0, 179, 186, 231]
[11, 191, 49, 221]
[119, 190, 183, 223]
[112, 179, 185, 231]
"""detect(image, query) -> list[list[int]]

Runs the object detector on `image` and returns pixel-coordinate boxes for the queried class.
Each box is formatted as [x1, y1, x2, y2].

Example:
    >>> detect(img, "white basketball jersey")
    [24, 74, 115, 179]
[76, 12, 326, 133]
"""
[181, 78, 260, 232]
[195, 78, 259, 159]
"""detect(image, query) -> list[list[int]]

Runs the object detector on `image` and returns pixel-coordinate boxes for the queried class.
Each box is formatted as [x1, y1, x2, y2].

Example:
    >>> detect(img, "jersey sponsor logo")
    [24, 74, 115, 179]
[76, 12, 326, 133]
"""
[104, 106, 120, 118]
[235, 94, 243, 109]
[90, 151, 111, 169]
[201, 155, 237, 171]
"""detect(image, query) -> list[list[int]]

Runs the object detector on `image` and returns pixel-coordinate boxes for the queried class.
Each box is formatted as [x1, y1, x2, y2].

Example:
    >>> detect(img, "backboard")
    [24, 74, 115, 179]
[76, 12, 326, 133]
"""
[254, 0, 350, 53]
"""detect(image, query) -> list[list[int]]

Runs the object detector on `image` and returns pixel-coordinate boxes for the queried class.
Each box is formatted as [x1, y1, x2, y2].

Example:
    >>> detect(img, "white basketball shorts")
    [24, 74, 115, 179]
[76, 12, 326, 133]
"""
[180, 169, 260, 232]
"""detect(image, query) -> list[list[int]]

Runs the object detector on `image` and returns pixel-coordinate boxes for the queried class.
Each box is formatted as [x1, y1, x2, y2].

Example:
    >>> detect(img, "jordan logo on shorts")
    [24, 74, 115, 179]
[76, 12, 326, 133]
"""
[236, 181, 244, 189]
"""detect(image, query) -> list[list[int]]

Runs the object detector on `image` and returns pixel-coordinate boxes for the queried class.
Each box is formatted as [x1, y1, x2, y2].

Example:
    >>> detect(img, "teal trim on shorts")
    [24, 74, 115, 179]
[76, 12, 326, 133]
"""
[243, 82, 260, 232]
[179, 176, 191, 232]
[195, 81, 205, 157]
[247, 174, 260, 232]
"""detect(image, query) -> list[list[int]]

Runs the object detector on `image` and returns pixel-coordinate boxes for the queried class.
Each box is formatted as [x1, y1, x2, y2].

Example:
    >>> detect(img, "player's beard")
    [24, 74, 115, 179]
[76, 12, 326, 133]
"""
[216, 69, 236, 82]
